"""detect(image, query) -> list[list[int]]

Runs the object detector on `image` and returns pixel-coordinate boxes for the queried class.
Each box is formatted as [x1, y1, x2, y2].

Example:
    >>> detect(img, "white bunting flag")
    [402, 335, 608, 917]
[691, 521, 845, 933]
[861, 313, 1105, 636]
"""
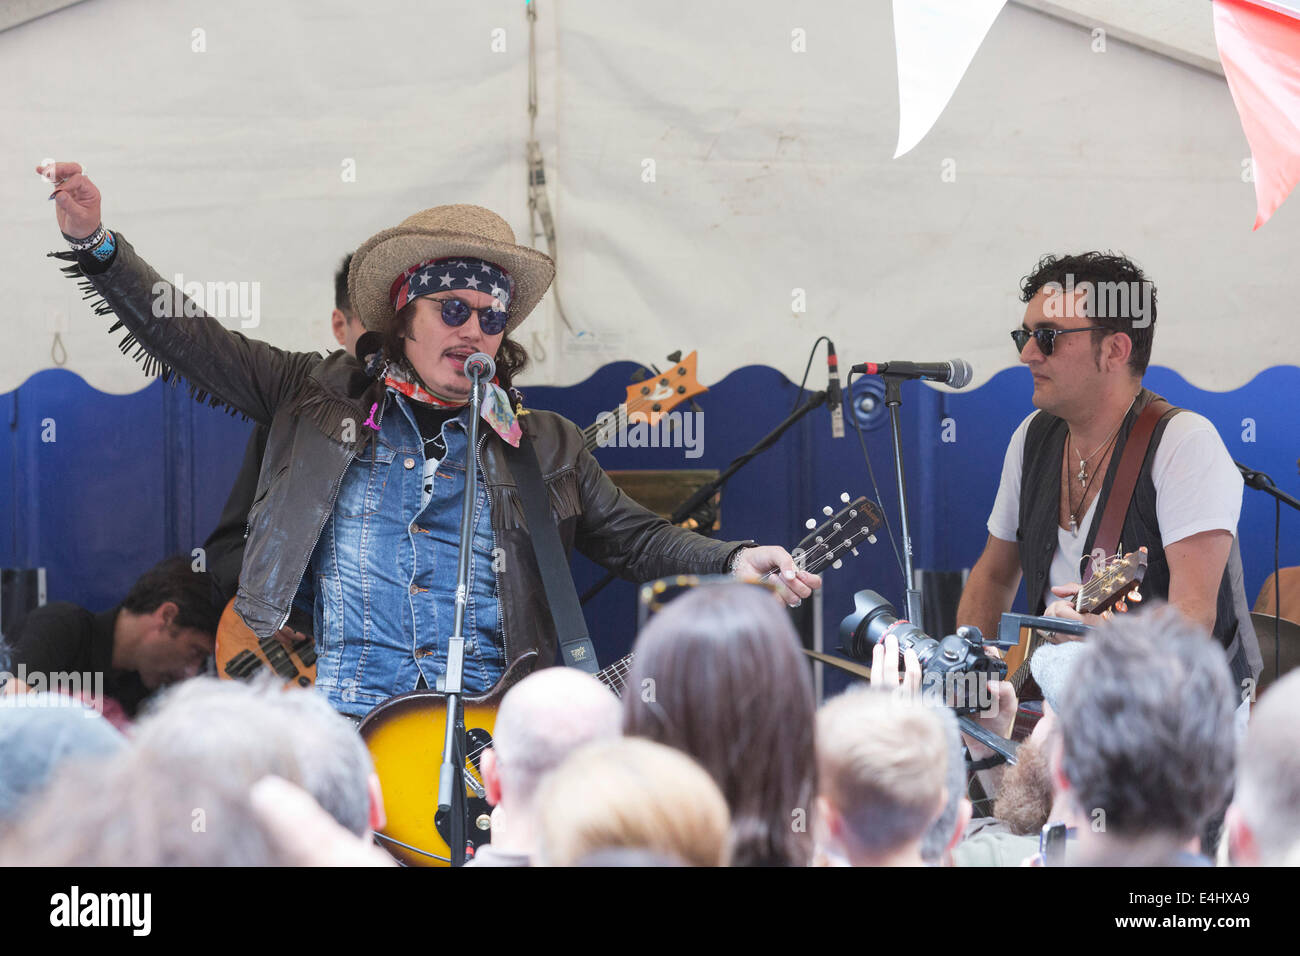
[893, 0, 1007, 158]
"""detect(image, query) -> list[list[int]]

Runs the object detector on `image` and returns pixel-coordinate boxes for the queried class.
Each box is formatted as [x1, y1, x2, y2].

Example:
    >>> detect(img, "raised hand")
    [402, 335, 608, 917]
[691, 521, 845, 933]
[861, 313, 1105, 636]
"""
[869, 631, 921, 699]
[37, 161, 101, 239]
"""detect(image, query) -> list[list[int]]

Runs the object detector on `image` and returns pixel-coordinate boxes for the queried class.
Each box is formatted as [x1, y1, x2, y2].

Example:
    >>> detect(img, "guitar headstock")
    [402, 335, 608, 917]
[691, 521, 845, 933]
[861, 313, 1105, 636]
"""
[792, 493, 884, 575]
[1079, 547, 1149, 615]
[623, 351, 708, 427]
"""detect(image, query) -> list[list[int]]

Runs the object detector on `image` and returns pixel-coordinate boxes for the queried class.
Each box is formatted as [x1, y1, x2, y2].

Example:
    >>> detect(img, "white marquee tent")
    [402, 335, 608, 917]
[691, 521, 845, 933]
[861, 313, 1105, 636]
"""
[2, 0, 1296, 398]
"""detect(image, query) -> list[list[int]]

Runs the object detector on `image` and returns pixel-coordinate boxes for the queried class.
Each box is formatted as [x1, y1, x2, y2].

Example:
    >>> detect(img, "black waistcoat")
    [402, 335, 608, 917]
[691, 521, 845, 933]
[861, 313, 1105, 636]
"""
[1016, 388, 1258, 685]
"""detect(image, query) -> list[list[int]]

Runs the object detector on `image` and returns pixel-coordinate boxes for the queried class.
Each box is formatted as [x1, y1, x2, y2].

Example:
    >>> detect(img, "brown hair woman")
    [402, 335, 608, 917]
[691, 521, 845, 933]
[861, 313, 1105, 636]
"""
[623, 582, 817, 867]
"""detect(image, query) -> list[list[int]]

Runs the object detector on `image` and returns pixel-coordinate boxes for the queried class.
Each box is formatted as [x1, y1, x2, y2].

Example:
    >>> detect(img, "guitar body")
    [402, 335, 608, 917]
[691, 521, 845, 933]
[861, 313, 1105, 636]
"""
[356, 491, 885, 867]
[214, 597, 316, 687]
[359, 652, 538, 867]
[1004, 548, 1150, 739]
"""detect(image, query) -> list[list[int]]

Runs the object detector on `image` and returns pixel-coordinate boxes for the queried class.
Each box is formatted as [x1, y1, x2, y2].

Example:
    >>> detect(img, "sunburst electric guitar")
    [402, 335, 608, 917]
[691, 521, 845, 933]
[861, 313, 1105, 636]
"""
[361, 492, 885, 866]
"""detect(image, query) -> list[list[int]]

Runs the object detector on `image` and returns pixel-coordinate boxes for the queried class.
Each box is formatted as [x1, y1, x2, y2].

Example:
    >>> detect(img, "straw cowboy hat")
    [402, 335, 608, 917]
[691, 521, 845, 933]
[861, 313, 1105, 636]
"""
[348, 204, 555, 338]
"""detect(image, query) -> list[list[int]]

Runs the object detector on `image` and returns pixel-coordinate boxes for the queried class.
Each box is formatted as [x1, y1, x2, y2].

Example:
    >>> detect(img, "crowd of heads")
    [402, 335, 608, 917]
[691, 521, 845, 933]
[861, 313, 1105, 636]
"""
[0, 676, 383, 866]
[472, 585, 1299, 868]
[1, 581, 1297, 867]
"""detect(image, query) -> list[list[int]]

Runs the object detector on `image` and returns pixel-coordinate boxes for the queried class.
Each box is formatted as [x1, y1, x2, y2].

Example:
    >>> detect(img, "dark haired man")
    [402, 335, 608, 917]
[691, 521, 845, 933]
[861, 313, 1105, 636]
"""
[4, 556, 219, 719]
[956, 252, 1260, 719]
[329, 253, 366, 356]
[39, 162, 819, 720]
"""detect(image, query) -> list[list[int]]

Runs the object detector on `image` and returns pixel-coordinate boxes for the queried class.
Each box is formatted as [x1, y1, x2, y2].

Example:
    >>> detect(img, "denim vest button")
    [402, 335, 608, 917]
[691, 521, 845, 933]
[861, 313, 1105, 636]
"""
[404, 457, 416, 469]
[409, 584, 419, 595]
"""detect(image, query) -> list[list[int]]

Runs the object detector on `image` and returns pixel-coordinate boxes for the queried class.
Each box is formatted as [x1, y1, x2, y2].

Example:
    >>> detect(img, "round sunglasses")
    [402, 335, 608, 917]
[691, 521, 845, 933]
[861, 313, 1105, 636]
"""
[1011, 325, 1103, 357]
[431, 295, 509, 336]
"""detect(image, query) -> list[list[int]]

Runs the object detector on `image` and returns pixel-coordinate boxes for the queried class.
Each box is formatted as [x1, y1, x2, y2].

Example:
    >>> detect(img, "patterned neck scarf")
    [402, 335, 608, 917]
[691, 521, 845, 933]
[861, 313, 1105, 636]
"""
[381, 358, 521, 447]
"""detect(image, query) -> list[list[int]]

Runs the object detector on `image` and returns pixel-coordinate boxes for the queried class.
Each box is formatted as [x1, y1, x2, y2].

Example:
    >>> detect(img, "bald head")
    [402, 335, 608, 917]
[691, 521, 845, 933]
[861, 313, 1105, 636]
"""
[491, 669, 622, 809]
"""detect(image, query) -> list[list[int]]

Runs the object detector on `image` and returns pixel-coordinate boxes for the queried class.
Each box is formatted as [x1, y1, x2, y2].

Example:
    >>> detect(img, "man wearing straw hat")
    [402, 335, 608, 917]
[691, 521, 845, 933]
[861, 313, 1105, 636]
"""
[39, 162, 820, 718]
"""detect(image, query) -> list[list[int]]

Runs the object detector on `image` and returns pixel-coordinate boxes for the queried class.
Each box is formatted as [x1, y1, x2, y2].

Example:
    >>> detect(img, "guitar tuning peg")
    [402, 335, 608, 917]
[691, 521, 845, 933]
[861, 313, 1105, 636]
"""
[867, 534, 877, 544]
[822, 506, 833, 516]
[840, 492, 850, 502]
[832, 559, 843, 570]
[805, 518, 816, 530]
[850, 548, 859, 557]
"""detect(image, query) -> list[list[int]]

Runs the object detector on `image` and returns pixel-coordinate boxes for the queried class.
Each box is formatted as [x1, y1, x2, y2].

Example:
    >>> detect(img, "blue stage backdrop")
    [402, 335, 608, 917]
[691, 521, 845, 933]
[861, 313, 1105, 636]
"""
[3, 359, 1297, 683]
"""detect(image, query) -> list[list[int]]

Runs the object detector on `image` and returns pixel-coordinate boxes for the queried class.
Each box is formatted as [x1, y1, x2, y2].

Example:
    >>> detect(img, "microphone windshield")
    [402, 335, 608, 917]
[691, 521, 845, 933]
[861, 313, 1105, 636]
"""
[465, 351, 496, 381]
[947, 359, 973, 389]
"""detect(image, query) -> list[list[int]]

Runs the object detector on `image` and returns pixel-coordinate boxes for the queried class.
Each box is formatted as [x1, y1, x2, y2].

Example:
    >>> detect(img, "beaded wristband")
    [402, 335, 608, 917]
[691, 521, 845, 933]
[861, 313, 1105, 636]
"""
[63, 221, 107, 251]
[88, 230, 116, 262]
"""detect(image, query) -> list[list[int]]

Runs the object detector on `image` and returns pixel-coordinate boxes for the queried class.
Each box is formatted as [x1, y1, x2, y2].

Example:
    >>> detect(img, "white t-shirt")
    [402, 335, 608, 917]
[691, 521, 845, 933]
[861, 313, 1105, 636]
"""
[987, 409, 1243, 610]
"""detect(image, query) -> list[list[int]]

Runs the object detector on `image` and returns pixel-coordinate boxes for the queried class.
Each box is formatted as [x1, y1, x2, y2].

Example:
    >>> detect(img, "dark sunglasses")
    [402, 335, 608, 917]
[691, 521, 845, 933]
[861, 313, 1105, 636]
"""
[1011, 325, 1102, 357]
[433, 295, 509, 336]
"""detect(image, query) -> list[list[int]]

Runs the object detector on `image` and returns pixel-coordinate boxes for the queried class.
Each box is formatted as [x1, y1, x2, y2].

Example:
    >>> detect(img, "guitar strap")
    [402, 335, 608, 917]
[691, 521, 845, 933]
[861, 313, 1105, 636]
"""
[501, 435, 600, 673]
[1084, 398, 1174, 583]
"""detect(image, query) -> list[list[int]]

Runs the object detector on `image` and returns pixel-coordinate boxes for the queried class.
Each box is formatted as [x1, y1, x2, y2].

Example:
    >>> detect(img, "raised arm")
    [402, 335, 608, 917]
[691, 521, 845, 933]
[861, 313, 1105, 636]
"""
[40, 162, 319, 425]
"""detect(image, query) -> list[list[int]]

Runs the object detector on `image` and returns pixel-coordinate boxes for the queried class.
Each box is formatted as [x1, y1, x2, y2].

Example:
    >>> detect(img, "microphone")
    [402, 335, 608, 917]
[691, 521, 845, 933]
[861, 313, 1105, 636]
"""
[851, 358, 972, 388]
[827, 341, 845, 439]
[464, 352, 496, 382]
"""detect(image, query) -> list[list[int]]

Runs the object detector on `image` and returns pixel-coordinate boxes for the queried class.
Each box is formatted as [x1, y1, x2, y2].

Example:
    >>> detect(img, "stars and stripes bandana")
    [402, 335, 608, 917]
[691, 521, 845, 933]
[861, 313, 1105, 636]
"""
[388, 256, 515, 315]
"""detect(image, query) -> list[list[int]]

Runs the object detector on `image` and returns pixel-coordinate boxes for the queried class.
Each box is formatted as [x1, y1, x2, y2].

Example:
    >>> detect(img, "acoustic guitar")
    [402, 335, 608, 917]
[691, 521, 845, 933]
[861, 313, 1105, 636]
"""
[214, 352, 710, 689]
[360, 492, 886, 866]
[1004, 547, 1148, 739]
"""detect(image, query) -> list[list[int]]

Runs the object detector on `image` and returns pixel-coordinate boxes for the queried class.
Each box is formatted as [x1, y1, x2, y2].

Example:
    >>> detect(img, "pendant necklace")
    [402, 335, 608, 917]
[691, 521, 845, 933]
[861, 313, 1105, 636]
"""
[1066, 397, 1136, 536]
[1066, 433, 1115, 536]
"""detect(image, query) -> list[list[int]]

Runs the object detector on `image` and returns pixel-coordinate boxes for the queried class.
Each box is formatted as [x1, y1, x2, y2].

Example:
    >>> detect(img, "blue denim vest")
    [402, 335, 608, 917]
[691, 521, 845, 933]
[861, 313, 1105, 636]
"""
[310, 388, 506, 717]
